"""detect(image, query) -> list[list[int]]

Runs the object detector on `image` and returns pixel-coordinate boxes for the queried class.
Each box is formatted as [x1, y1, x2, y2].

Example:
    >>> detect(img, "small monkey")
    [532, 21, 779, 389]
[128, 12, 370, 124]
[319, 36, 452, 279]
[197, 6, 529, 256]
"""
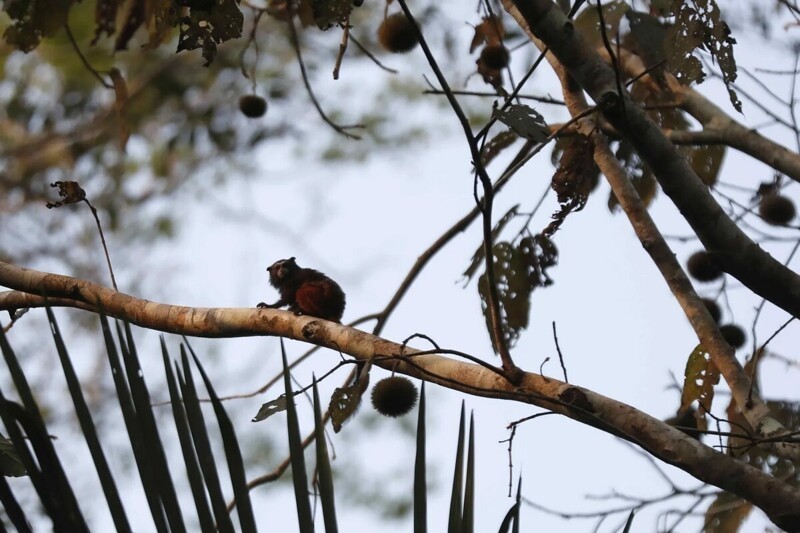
[257, 257, 346, 322]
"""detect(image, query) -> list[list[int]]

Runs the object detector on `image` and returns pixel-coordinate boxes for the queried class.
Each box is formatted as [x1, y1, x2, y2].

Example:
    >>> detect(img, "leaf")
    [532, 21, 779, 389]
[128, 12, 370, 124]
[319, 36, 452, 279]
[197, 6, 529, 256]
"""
[625, 11, 667, 79]
[704, 492, 753, 533]
[572, 1, 629, 49]
[447, 402, 466, 533]
[679, 344, 720, 428]
[463, 204, 520, 282]
[414, 382, 427, 533]
[665, 0, 740, 111]
[470, 15, 505, 53]
[309, 0, 353, 30]
[93, 0, 120, 44]
[545, 134, 598, 236]
[3, 0, 76, 52]
[281, 341, 314, 532]
[114, 0, 146, 51]
[313, 380, 338, 533]
[176, 0, 244, 66]
[0, 434, 26, 477]
[478, 237, 557, 350]
[493, 105, 549, 142]
[686, 144, 725, 187]
[328, 359, 372, 432]
[252, 395, 289, 422]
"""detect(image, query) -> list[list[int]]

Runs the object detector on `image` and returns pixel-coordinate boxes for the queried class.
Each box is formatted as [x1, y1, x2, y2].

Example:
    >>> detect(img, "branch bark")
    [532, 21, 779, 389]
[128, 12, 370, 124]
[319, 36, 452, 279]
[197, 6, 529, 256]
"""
[1, 263, 799, 530]
[504, 0, 800, 324]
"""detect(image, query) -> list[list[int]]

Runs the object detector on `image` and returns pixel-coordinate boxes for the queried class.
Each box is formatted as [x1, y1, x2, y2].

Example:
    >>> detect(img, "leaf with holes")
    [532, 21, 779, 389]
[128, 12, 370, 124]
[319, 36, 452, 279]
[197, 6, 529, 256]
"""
[679, 344, 719, 427]
[176, 0, 243, 66]
[463, 204, 520, 282]
[493, 105, 549, 143]
[572, 1, 629, 49]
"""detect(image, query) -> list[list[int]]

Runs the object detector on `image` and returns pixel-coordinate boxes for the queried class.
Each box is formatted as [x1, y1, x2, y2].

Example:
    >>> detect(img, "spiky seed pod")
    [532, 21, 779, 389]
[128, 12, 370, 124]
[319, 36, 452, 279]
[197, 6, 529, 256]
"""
[239, 95, 267, 118]
[720, 324, 746, 349]
[377, 13, 419, 53]
[759, 194, 796, 225]
[687, 251, 722, 282]
[371, 376, 418, 418]
[700, 298, 722, 323]
[479, 44, 510, 70]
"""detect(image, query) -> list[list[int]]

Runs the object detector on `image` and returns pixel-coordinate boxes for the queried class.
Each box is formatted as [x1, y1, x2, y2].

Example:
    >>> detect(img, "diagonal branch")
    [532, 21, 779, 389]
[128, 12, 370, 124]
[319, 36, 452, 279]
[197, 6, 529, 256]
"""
[0, 262, 799, 530]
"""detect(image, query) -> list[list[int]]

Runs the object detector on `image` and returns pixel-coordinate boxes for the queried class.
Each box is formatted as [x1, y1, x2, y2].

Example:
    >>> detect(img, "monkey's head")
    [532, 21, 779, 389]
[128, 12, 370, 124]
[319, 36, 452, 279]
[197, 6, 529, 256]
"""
[267, 257, 298, 287]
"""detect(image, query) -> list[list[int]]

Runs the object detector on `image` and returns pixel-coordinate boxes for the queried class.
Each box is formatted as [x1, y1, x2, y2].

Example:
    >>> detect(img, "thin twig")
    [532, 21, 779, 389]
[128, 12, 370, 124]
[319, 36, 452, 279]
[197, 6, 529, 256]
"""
[551, 321, 568, 383]
[332, 20, 350, 80]
[83, 199, 118, 291]
[349, 34, 398, 74]
[65, 24, 112, 89]
[286, 5, 363, 139]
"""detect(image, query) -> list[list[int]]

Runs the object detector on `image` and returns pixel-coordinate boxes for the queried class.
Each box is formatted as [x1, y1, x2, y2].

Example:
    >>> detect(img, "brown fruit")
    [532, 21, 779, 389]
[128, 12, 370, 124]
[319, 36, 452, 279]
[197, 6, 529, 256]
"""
[700, 298, 721, 323]
[720, 324, 746, 349]
[378, 13, 419, 53]
[239, 95, 267, 118]
[686, 251, 722, 282]
[759, 194, 796, 225]
[371, 376, 418, 417]
[479, 44, 510, 70]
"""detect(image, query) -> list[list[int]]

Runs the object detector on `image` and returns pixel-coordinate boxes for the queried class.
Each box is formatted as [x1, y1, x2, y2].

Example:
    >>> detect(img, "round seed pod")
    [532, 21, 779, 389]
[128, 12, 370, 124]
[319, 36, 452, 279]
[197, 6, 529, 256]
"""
[479, 44, 510, 70]
[377, 13, 419, 53]
[759, 194, 796, 226]
[371, 376, 418, 418]
[687, 251, 722, 282]
[239, 95, 267, 118]
[720, 324, 746, 349]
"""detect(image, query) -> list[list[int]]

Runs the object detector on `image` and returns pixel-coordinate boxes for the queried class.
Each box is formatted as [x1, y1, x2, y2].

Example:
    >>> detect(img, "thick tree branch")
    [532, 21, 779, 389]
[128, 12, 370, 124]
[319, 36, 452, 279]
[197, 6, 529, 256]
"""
[605, 48, 800, 184]
[0, 262, 799, 530]
[504, 0, 800, 341]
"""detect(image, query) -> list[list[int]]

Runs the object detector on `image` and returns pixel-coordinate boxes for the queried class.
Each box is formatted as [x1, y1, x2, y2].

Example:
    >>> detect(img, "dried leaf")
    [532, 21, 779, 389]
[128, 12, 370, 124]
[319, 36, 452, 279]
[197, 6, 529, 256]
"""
[477, 237, 557, 351]
[463, 205, 520, 282]
[93, 0, 120, 44]
[470, 15, 505, 53]
[329, 360, 372, 432]
[685, 144, 725, 186]
[252, 395, 288, 422]
[3, 0, 76, 51]
[545, 135, 598, 236]
[115, 0, 146, 51]
[704, 493, 753, 533]
[309, 0, 353, 30]
[46, 181, 86, 209]
[176, 0, 244, 66]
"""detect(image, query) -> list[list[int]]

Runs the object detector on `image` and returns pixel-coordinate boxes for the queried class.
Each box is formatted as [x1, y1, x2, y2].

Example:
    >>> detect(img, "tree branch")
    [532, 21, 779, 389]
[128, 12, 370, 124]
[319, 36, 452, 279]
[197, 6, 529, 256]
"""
[1, 263, 799, 529]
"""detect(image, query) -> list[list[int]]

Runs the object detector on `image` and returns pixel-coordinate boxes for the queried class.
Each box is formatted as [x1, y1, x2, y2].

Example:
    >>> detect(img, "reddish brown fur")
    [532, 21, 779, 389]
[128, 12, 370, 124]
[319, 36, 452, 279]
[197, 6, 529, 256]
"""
[257, 257, 345, 322]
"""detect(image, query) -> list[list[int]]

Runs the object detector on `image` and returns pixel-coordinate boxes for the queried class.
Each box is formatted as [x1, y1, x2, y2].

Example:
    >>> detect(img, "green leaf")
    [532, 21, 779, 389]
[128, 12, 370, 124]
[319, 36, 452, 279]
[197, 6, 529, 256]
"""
[47, 308, 130, 531]
[622, 510, 635, 533]
[313, 379, 338, 533]
[461, 413, 476, 533]
[161, 342, 215, 533]
[414, 382, 427, 533]
[447, 402, 466, 533]
[572, 1, 629, 48]
[0, 434, 25, 477]
[281, 340, 314, 532]
[679, 344, 720, 428]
